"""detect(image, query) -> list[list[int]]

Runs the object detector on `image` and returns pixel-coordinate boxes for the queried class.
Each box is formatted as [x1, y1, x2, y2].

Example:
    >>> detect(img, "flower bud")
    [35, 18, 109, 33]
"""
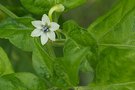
[53, 4, 65, 12]
[48, 4, 65, 21]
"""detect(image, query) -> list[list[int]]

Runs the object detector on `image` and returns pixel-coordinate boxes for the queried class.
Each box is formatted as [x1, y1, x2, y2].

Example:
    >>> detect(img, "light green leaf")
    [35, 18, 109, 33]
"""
[63, 0, 135, 89]
[32, 40, 70, 88]
[63, 20, 96, 46]
[20, 0, 86, 15]
[0, 17, 34, 51]
[88, 0, 135, 47]
[86, 0, 135, 89]
[87, 0, 135, 82]
[32, 39, 90, 88]
[87, 81, 135, 90]
[95, 47, 135, 83]
[32, 39, 54, 83]
[72, 83, 135, 90]
[62, 39, 89, 86]
[0, 47, 14, 76]
[0, 72, 47, 90]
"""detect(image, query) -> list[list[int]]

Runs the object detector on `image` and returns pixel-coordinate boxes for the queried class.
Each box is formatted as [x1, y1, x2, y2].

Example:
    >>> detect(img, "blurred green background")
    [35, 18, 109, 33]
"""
[0, 0, 118, 73]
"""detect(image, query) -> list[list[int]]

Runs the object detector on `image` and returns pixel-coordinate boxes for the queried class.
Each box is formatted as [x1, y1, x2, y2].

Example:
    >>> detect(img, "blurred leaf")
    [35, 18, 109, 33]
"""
[0, 17, 34, 51]
[64, 0, 118, 27]
[20, 0, 86, 15]
[79, 59, 94, 86]
[0, 0, 27, 16]
[0, 10, 6, 21]
[0, 72, 47, 90]
[0, 47, 14, 76]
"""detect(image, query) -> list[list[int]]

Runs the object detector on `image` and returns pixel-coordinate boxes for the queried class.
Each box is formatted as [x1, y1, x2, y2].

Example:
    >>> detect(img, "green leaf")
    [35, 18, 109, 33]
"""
[32, 40, 70, 88]
[62, 39, 89, 86]
[72, 83, 135, 90]
[32, 39, 90, 88]
[63, 0, 135, 89]
[95, 47, 135, 83]
[0, 72, 47, 90]
[0, 47, 14, 76]
[79, 59, 94, 86]
[63, 20, 96, 46]
[85, 81, 135, 90]
[0, 0, 27, 16]
[85, 0, 135, 89]
[88, 0, 135, 47]
[0, 17, 34, 51]
[20, 0, 86, 15]
[32, 39, 54, 83]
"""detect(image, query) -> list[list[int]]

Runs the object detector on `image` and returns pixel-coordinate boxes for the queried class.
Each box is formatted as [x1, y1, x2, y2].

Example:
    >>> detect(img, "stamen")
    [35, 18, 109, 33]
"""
[42, 26, 49, 32]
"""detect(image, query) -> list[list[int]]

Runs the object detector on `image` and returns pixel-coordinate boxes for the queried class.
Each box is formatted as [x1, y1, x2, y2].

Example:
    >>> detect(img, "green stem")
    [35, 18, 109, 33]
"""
[52, 39, 65, 47]
[55, 39, 65, 43]
[48, 7, 55, 22]
[55, 31, 61, 39]
[0, 4, 18, 18]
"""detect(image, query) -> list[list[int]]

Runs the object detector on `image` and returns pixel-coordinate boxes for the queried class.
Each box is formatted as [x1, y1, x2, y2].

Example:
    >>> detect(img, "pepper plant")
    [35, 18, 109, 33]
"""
[0, 0, 135, 90]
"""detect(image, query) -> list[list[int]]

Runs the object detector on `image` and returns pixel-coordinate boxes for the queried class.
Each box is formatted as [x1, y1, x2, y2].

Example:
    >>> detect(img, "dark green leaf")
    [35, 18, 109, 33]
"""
[79, 59, 94, 86]
[0, 17, 34, 51]
[20, 0, 86, 15]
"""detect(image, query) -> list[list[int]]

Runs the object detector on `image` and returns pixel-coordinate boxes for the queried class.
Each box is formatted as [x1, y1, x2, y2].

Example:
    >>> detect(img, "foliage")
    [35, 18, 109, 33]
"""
[0, 0, 135, 90]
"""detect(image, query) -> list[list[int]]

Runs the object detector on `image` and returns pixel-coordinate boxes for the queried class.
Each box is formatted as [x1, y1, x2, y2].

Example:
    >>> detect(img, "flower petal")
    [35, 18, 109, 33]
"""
[41, 33, 48, 45]
[49, 22, 60, 31]
[47, 31, 55, 41]
[31, 21, 42, 29]
[31, 29, 43, 37]
[42, 14, 50, 25]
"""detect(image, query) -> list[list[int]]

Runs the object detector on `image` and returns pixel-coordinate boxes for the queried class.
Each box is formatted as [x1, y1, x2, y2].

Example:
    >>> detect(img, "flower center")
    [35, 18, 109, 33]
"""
[42, 26, 49, 32]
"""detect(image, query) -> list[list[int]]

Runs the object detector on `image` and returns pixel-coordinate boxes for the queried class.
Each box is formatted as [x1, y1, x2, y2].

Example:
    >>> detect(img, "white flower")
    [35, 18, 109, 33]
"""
[31, 14, 60, 45]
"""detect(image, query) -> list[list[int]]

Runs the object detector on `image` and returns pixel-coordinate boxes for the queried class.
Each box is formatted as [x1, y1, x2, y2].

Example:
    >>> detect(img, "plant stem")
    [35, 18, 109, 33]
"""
[0, 4, 18, 18]
[53, 39, 65, 47]
[48, 7, 55, 22]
